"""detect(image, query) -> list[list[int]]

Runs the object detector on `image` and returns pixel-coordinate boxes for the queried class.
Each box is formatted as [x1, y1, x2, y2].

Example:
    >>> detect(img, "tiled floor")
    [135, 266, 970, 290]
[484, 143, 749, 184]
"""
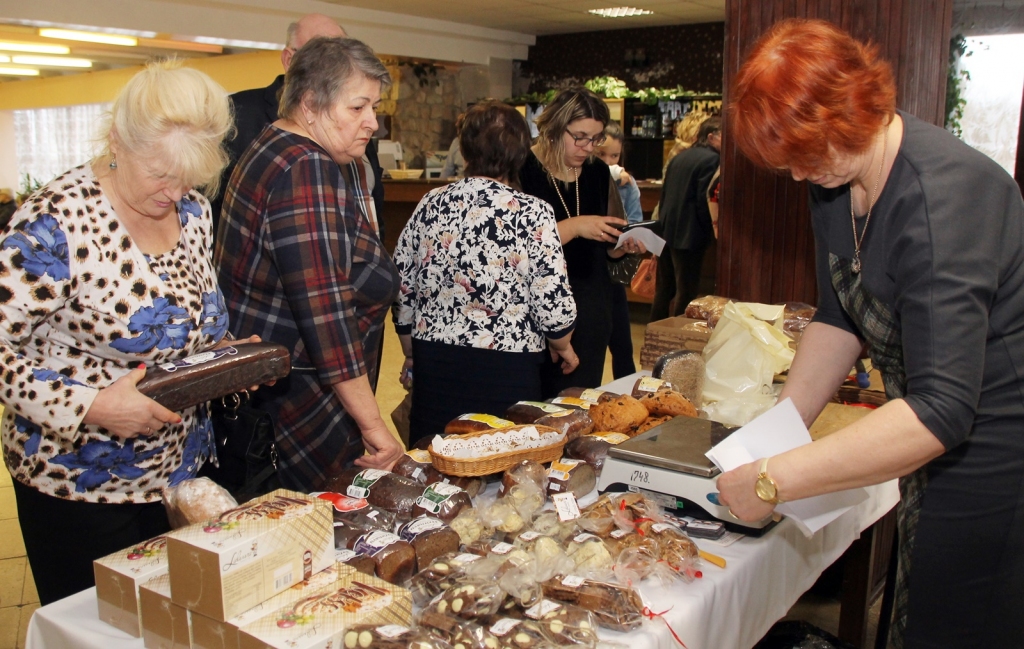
[0, 304, 871, 649]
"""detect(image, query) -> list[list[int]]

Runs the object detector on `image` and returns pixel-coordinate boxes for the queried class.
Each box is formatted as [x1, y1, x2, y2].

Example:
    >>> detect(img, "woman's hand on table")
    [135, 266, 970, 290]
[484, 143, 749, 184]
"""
[560, 215, 625, 245]
[355, 422, 405, 470]
[213, 334, 276, 391]
[716, 460, 777, 522]
[83, 366, 182, 439]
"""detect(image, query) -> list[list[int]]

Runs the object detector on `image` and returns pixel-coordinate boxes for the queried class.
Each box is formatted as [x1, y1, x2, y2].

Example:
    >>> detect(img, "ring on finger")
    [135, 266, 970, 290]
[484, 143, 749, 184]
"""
[728, 509, 738, 519]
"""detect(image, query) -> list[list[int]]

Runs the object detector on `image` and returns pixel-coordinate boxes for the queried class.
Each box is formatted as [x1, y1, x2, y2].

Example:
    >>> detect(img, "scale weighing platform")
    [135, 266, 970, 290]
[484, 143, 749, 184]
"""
[597, 416, 777, 535]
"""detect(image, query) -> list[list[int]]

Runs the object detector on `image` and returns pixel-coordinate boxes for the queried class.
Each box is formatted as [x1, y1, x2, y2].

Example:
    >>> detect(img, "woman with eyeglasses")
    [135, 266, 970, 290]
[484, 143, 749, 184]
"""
[520, 87, 645, 395]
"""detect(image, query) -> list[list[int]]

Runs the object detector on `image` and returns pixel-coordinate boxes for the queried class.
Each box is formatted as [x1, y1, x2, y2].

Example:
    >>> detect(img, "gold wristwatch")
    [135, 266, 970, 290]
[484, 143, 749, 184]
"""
[755, 457, 783, 505]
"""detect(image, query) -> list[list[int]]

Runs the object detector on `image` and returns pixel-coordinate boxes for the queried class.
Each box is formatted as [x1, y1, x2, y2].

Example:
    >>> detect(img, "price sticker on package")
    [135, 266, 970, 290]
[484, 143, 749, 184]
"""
[552, 492, 581, 522]
[561, 575, 586, 588]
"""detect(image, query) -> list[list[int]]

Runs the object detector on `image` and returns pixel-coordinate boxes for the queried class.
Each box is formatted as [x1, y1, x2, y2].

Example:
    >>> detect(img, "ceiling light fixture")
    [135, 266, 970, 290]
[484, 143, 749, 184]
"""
[588, 7, 655, 18]
[0, 55, 8, 63]
[39, 28, 138, 47]
[0, 67, 40, 76]
[12, 55, 93, 68]
[0, 41, 71, 55]
[190, 36, 283, 51]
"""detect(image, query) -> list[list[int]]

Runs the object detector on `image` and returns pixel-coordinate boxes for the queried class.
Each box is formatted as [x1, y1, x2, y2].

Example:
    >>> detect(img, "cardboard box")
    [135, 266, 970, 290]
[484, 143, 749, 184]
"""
[140, 574, 192, 649]
[640, 316, 713, 369]
[191, 564, 355, 649]
[237, 572, 413, 649]
[94, 534, 170, 637]
[167, 490, 333, 621]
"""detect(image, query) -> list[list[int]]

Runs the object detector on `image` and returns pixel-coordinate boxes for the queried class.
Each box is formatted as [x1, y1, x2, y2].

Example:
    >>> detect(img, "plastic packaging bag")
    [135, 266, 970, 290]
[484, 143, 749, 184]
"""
[541, 577, 645, 632]
[343, 624, 454, 649]
[408, 551, 492, 607]
[428, 580, 506, 621]
[418, 610, 494, 649]
[702, 301, 795, 426]
[162, 477, 237, 528]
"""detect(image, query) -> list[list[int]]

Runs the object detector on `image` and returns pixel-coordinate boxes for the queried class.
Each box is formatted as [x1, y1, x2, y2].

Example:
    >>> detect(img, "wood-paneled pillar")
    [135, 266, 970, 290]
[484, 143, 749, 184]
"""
[717, 1, 953, 304]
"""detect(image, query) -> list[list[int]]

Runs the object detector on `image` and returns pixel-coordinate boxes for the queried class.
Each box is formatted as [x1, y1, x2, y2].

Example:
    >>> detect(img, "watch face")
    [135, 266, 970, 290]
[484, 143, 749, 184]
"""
[755, 476, 778, 503]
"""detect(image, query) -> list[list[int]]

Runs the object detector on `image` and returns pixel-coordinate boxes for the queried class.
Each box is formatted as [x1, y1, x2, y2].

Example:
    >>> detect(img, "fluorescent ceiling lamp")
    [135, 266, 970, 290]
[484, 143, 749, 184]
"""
[0, 55, 7, 63]
[588, 7, 655, 18]
[39, 28, 138, 47]
[12, 55, 92, 68]
[0, 67, 40, 76]
[191, 36, 283, 50]
[0, 41, 70, 54]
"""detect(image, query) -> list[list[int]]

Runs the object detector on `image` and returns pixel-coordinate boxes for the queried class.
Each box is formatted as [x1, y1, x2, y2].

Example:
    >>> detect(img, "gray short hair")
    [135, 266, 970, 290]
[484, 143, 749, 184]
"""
[279, 37, 391, 119]
[285, 22, 299, 48]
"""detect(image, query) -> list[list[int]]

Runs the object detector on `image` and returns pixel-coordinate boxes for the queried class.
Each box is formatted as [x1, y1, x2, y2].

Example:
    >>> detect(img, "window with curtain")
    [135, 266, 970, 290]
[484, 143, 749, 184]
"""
[14, 102, 111, 190]
[960, 34, 1024, 176]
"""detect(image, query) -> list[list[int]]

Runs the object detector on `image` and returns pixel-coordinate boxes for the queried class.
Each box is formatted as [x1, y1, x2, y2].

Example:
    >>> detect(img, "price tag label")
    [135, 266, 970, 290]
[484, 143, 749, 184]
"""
[561, 575, 586, 588]
[489, 619, 521, 637]
[524, 599, 563, 619]
[491, 542, 514, 555]
[552, 492, 581, 522]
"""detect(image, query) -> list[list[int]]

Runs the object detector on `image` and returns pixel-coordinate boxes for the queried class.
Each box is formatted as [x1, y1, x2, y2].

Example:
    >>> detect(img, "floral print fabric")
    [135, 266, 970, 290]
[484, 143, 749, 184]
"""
[393, 177, 576, 352]
[0, 165, 227, 503]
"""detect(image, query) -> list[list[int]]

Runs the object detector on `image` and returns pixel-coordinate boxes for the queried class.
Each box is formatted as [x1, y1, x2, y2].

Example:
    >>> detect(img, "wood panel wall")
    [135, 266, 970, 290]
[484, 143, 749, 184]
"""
[717, 0, 953, 304]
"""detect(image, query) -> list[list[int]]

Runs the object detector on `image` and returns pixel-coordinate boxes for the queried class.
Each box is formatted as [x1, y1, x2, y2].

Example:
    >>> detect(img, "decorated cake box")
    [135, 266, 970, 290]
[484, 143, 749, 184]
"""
[237, 572, 413, 649]
[139, 574, 191, 649]
[167, 489, 333, 621]
[94, 534, 169, 637]
[191, 563, 356, 649]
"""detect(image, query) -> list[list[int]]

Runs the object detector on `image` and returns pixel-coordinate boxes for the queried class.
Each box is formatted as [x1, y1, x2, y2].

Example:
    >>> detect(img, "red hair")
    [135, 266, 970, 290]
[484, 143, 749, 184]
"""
[729, 19, 896, 172]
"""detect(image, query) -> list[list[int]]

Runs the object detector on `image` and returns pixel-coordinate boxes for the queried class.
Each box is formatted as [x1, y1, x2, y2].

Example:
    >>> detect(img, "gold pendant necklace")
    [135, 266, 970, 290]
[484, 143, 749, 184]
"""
[850, 123, 890, 274]
[550, 167, 580, 218]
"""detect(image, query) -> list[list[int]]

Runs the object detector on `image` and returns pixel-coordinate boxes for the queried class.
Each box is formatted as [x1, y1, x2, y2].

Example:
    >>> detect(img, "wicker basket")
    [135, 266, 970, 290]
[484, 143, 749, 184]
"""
[428, 425, 566, 477]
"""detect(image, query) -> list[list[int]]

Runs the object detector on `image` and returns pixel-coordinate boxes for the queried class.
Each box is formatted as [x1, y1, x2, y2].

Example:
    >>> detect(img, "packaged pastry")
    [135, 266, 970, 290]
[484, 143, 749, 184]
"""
[683, 295, 730, 327]
[430, 580, 505, 621]
[781, 301, 816, 339]
[638, 389, 697, 418]
[556, 387, 619, 405]
[541, 577, 645, 632]
[545, 459, 596, 499]
[603, 528, 659, 559]
[413, 482, 472, 522]
[343, 624, 453, 649]
[528, 512, 577, 543]
[335, 547, 376, 577]
[630, 376, 675, 399]
[563, 432, 630, 474]
[393, 449, 445, 485]
[564, 533, 613, 576]
[418, 610, 495, 649]
[487, 618, 546, 648]
[351, 530, 417, 584]
[324, 469, 425, 521]
[162, 477, 237, 528]
[534, 408, 593, 442]
[398, 516, 462, 572]
[575, 496, 618, 537]
[588, 395, 649, 435]
[498, 460, 549, 497]
[504, 401, 572, 425]
[445, 413, 516, 435]
[450, 507, 492, 546]
[479, 498, 527, 535]
[652, 350, 706, 407]
[437, 473, 487, 499]
[408, 551, 489, 607]
[315, 492, 396, 531]
[521, 600, 598, 647]
[637, 521, 701, 580]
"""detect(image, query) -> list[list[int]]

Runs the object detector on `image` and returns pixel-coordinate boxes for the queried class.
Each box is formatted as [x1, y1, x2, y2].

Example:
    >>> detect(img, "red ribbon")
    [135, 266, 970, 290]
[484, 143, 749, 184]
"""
[643, 606, 688, 648]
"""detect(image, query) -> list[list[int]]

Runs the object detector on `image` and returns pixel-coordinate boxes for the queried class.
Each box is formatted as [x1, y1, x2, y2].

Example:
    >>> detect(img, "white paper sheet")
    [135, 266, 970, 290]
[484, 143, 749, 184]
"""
[706, 398, 868, 536]
[616, 227, 666, 256]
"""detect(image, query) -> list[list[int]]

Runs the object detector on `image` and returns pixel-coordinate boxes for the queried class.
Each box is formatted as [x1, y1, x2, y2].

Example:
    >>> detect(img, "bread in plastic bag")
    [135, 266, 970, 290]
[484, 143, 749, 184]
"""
[541, 577, 645, 632]
[162, 477, 237, 528]
[343, 624, 455, 649]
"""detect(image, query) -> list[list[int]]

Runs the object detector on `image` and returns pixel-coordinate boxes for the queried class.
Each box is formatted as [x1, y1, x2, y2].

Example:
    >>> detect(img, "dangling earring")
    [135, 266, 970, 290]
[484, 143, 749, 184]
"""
[109, 155, 117, 170]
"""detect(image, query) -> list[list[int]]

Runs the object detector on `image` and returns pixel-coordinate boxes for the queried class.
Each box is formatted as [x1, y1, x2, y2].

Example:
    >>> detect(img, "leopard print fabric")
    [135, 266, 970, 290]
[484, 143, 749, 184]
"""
[0, 164, 228, 503]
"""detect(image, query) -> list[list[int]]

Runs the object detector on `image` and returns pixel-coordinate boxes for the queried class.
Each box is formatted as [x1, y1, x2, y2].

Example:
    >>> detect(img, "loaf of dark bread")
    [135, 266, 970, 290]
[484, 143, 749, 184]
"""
[315, 492, 396, 530]
[393, 449, 445, 485]
[324, 469, 424, 521]
[497, 459, 548, 497]
[352, 529, 417, 584]
[335, 548, 376, 577]
[136, 342, 290, 412]
[412, 482, 472, 522]
[563, 431, 630, 473]
[333, 520, 368, 550]
[503, 401, 572, 425]
[398, 516, 461, 572]
[556, 387, 619, 404]
[545, 458, 596, 498]
[444, 413, 515, 435]
[630, 375, 675, 399]
[534, 409, 593, 442]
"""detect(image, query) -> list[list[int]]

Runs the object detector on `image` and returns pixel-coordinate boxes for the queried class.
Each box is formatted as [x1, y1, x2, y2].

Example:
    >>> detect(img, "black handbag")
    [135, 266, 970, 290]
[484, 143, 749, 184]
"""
[203, 392, 281, 502]
[608, 253, 643, 285]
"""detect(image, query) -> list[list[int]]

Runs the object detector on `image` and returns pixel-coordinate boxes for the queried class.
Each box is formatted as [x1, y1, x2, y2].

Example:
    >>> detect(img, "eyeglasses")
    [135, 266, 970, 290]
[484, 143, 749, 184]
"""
[565, 130, 606, 148]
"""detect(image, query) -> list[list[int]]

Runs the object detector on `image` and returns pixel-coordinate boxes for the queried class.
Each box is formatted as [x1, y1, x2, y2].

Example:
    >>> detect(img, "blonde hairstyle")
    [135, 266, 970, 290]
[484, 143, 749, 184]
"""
[97, 59, 232, 197]
[533, 87, 609, 177]
[665, 110, 712, 168]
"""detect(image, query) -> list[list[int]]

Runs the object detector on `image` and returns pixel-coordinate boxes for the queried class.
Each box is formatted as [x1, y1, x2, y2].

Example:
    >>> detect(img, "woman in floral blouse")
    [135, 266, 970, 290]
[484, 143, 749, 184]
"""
[393, 101, 579, 446]
[0, 62, 233, 604]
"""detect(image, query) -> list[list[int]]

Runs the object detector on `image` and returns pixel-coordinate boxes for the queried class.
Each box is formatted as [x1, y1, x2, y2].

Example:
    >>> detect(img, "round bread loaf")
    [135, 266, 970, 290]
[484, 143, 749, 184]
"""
[639, 389, 697, 418]
[588, 395, 649, 434]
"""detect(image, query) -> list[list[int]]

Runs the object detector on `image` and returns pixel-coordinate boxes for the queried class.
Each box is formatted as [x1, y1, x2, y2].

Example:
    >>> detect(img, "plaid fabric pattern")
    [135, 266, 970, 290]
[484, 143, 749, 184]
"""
[216, 126, 398, 490]
[829, 253, 927, 649]
[349, 155, 379, 236]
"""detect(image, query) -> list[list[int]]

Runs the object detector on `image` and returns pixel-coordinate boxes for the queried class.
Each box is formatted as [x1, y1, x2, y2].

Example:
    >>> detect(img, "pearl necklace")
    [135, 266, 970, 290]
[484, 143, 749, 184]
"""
[550, 167, 580, 218]
[850, 124, 890, 274]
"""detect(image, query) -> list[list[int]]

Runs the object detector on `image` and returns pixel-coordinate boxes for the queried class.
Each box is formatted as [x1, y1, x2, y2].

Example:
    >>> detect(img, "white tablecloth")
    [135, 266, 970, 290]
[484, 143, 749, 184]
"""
[27, 372, 900, 649]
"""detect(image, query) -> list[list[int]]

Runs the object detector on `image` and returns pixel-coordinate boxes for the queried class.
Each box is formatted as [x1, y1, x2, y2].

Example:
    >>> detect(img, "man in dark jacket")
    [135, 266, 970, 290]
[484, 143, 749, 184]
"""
[651, 116, 722, 320]
[211, 14, 385, 239]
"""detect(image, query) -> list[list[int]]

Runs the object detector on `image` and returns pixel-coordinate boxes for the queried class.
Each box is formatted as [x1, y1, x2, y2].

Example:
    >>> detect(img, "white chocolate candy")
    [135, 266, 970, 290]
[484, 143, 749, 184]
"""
[344, 631, 358, 648]
[358, 631, 373, 648]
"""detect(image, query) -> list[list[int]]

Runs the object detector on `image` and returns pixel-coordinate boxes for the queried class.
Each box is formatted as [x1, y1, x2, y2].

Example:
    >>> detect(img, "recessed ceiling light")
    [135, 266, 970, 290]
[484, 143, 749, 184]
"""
[11, 55, 93, 68]
[0, 41, 71, 55]
[39, 28, 138, 47]
[588, 7, 655, 18]
[0, 67, 40, 76]
[190, 36, 283, 51]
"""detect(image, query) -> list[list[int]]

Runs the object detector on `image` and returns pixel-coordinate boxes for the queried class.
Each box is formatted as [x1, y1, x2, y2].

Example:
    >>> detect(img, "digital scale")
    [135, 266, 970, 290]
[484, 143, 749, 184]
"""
[597, 416, 777, 535]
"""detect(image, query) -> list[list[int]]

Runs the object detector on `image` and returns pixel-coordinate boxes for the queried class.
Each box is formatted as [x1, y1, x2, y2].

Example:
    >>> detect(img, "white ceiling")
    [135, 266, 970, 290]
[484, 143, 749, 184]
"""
[319, 0, 726, 35]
